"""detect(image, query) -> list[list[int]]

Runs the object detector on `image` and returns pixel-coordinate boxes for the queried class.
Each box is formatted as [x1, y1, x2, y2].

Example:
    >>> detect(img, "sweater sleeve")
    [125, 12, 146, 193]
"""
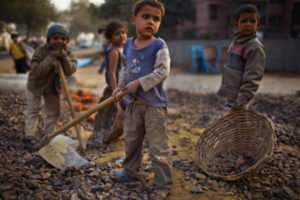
[236, 45, 265, 105]
[117, 54, 127, 88]
[138, 47, 171, 92]
[58, 49, 77, 76]
[30, 45, 56, 79]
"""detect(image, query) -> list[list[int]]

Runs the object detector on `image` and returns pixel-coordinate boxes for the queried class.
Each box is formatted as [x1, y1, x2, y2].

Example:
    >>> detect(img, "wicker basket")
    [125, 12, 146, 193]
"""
[195, 110, 276, 181]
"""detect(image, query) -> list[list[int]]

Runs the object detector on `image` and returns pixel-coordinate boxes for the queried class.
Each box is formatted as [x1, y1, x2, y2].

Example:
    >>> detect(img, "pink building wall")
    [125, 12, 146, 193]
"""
[177, 0, 228, 38]
[176, 0, 300, 39]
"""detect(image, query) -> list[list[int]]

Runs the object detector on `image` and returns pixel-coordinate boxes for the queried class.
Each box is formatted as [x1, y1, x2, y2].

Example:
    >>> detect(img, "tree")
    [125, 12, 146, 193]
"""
[0, 21, 14, 35]
[160, 0, 195, 28]
[89, 0, 195, 37]
[90, 0, 136, 21]
[0, 0, 57, 42]
[67, 0, 99, 39]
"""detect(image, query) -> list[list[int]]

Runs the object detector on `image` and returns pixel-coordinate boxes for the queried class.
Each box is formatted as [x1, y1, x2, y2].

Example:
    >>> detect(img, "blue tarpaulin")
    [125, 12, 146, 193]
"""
[77, 58, 93, 68]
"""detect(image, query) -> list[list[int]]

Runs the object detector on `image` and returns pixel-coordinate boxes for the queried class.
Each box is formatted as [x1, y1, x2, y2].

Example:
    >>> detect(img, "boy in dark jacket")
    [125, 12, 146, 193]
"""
[218, 4, 265, 109]
[24, 23, 77, 150]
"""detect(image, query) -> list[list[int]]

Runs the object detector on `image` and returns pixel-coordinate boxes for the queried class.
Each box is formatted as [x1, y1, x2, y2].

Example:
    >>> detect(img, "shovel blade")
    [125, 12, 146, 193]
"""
[39, 138, 88, 171]
[51, 135, 79, 150]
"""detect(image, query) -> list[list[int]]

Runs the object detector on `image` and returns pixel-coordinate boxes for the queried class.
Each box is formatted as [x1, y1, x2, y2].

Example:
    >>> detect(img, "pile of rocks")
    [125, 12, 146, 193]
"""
[166, 90, 300, 200]
[174, 147, 300, 199]
[1, 90, 300, 200]
[0, 92, 155, 200]
[206, 151, 254, 175]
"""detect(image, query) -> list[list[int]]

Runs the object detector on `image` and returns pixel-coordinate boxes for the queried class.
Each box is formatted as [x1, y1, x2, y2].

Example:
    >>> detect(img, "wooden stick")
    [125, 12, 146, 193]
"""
[39, 90, 128, 147]
[57, 61, 85, 151]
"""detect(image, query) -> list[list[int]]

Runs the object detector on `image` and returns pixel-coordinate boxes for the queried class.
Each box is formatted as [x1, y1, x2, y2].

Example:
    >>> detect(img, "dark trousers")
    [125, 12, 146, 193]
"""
[14, 57, 27, 73]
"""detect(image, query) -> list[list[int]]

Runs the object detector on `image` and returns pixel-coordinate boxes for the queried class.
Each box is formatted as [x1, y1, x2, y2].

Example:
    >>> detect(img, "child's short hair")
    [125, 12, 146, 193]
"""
[236, 4, 259, 21]
[11, 33, 18, 39]
[133, 0, 165, 18]
[98, 20, 128, 40]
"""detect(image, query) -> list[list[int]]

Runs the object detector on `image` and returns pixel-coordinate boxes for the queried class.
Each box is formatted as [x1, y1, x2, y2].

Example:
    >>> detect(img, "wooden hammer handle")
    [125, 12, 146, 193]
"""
[39, 90, 128, 146]
[57, 61, 85, 150]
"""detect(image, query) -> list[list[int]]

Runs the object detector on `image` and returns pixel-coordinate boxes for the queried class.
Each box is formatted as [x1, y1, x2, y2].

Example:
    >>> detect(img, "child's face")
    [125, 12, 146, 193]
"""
[132, 5, 162, 39]
[12, 37, 18, 43]
[235, 13, 260, 38]
[110, 27, 127, 47]
[49, 33, 68, 50]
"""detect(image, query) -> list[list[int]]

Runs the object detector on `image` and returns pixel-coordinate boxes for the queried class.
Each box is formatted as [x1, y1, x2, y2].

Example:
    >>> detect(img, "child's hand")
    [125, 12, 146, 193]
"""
[49, 50, 61, 57]
[124, 79, 141, 95]
[112, 87, 123, 103]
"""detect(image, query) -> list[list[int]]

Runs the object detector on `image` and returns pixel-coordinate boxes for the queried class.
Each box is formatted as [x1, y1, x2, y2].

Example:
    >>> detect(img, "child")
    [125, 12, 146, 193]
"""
[112, 0, 172, 199]
[218, 4, 265, 110]
[93, 20, 129, 142]
[24, 23, 77, 150]
[98, 41, 109, 74]
[9, 33, 27, 73]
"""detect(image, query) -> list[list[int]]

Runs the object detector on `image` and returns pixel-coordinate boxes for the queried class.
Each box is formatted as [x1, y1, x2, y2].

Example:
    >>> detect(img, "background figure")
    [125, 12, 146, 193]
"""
[93, 20, 130, 142]
[98, 41, 109, 74]
[9, 33, 27, 73]
[24, 23, 77, 151]
[217, 4, 265, 110]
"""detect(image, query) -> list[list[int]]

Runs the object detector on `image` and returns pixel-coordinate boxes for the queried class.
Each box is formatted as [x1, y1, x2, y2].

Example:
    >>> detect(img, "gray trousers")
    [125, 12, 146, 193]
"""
[25, 90, 60, 137]
[122, 103, 173, 193]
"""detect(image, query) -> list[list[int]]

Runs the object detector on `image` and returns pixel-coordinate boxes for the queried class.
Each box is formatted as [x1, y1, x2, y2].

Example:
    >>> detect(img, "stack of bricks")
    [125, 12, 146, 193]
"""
[70, 89, 96, 112]
[61, 88, 97, 123]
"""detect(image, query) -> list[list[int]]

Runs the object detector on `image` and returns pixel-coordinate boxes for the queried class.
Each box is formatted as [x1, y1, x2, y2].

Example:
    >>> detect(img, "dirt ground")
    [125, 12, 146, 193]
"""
[1, 54, 300, 199]
[1, 54, 300, 95]
[71, 61, 299, 199]
[72, 64, 300, 95]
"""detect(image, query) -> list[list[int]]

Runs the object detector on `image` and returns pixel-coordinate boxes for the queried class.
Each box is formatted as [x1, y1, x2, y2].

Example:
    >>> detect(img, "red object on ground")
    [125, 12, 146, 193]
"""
[88, 113, 96, 123]
[72, 94, 81, 102]
[82, 105, 90, 111]
[73, 102, 83, 112]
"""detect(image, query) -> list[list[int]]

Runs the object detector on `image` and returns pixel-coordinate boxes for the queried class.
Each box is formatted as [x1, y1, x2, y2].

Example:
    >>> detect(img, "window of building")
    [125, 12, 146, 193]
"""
[292, 3, 300, 26]
[270, 0, 281, 4]
[269, 16, 281, 27]
[210, 5, 218, 20]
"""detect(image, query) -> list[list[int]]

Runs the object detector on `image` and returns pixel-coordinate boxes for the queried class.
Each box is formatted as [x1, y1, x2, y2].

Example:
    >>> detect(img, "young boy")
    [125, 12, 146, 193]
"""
[24, 23, 77, 151]
[112, 0, 172, 199]
[9, 33, 27, 73]
[218, 4, 265, 110]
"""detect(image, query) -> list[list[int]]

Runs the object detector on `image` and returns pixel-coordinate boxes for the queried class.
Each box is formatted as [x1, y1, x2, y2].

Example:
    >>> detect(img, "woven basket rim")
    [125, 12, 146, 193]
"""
[195, 109, 276, 181]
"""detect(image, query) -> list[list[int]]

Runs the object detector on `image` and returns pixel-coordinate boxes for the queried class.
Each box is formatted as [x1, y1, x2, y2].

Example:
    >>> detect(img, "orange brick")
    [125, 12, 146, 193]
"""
[83, 91, 94, 96]
[88, 113, 96, 123]
[72, 94, 81, 102]
[90, 96, 96, 102]
[61, 87, 65, 94]
[77, 89, 84, 96]
[81, 95, 93, 104]
[82, 105, 90, 111]
[73, 102, 83, 112]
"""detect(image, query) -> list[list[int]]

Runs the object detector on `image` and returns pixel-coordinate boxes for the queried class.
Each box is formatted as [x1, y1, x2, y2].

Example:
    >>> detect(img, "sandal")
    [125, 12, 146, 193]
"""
[150, 188, 169, 200]
[110, 170, 135, 182]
